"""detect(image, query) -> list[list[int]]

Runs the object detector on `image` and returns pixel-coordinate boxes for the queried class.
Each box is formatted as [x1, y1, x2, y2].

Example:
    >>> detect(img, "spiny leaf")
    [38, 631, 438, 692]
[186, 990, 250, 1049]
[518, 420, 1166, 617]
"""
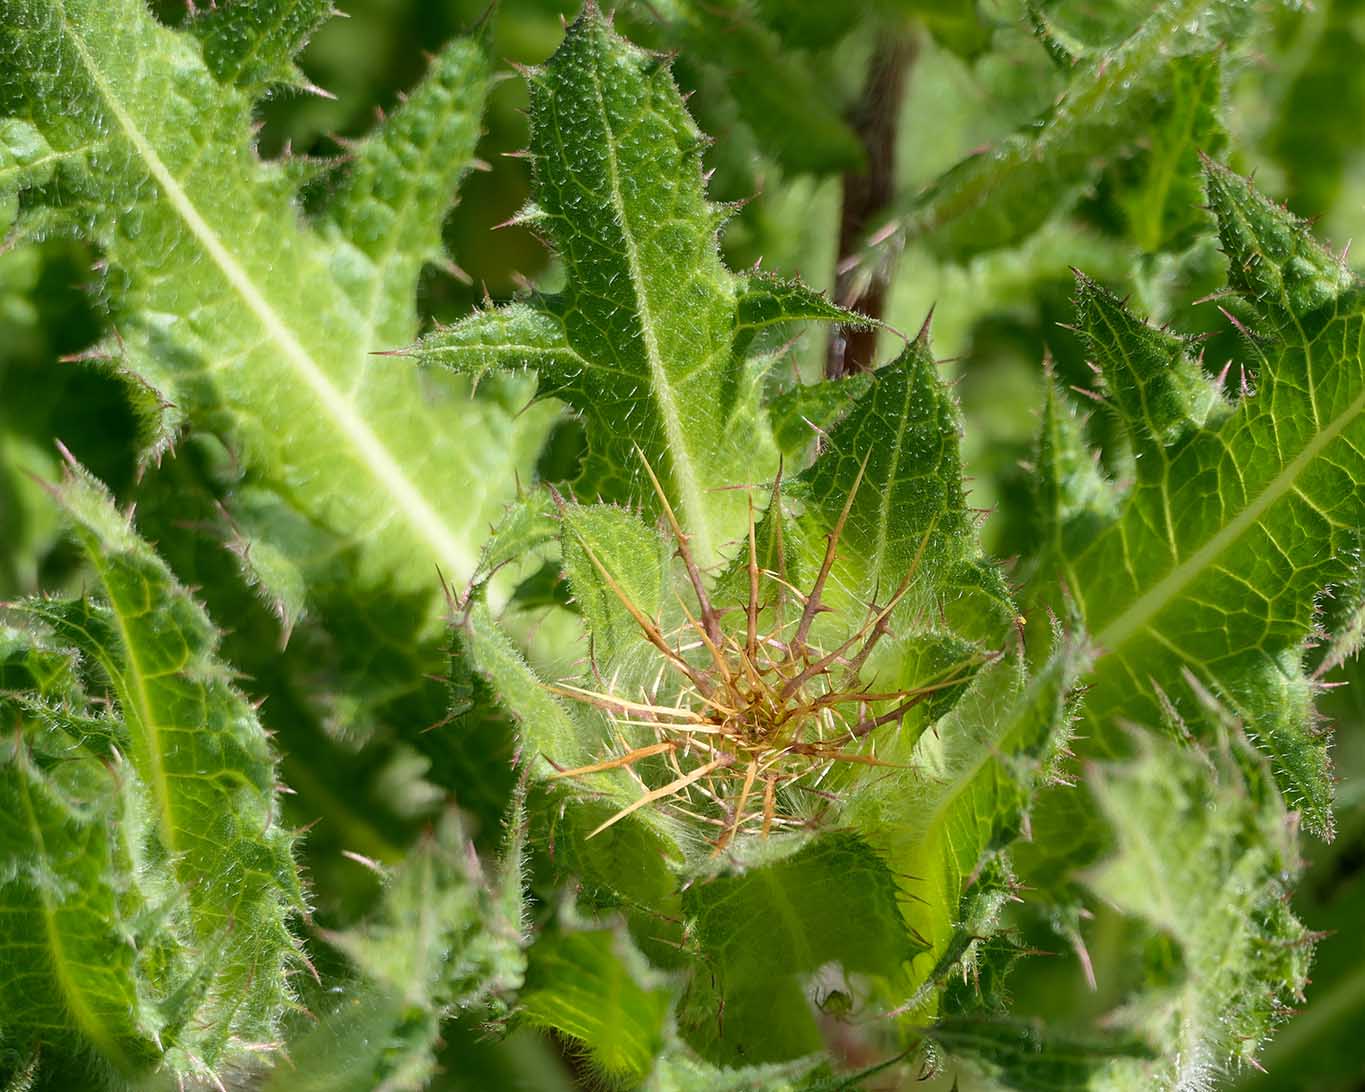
[0, 0, 551, 608]
[561, 502, 670, 681]
[189, 0, 335, 97]
[749, 333, 1014, 756]
[2, 463, 302, 1083]
[1236, 661, 1365, 1091]
[1040, 162, 1360, 835]
[903, 0, 1246, 258]
[1085, 733, 1311, 1088]
[409, 7, 858, 568]
[316, 29, 491, 349]
[271, 810, 525, 1092]
[843, 646, 1081, 1011]
[1071, 273, 1226, 453]
[1207, 156, 1354, 318]
[461, 595, 614, 782]
[518, 923, 672, 1087]
[767, 371, 873, 461]
[30, 465, 303, 1059]
[1033, 376, 1117, 557]
[793, 334, 1014, 637]
[0, 700, 161, 1078]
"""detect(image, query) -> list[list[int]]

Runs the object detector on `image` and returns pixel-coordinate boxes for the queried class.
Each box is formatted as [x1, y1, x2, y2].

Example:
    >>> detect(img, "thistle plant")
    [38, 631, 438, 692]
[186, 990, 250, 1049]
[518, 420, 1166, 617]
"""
[546, 457, 985, 850]
[2, 1, 1364, 1090]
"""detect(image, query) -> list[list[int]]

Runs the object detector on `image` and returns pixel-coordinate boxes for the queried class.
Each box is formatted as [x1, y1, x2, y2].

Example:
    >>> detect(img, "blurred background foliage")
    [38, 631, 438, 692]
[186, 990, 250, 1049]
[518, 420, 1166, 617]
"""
[3, 0, 1364, 1087]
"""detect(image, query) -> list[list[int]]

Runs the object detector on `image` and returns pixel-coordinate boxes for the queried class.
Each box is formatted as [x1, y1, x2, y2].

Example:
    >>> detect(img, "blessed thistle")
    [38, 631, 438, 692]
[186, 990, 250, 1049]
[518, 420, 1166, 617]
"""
[545, 453, 987, 851]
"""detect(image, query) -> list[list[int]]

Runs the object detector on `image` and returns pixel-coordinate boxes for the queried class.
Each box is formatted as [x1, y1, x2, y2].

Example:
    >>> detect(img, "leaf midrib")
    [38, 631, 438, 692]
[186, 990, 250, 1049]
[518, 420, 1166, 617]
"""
[57, 5, 476, 582]
[581, 44, 714, 563]
[1095, 380, 1365, 653]
[95, 564, 179, 861]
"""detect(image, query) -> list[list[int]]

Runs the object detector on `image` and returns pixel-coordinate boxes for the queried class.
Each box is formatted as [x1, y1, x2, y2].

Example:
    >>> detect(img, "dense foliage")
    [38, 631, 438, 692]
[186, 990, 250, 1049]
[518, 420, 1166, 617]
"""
[2, 1, 1364, 1089]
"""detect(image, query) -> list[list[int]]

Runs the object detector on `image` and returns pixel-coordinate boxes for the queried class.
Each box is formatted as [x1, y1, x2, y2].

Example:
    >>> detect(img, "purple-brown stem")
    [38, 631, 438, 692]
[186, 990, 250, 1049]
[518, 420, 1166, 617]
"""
[827, 31, 916, 379]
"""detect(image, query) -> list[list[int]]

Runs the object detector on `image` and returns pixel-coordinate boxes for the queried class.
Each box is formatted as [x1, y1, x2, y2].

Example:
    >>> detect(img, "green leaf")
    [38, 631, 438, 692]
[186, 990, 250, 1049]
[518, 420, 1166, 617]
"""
[1233, 663, 1365, 1092]
[646, 1046, 829, 1092]
[1084, 733, 1311, 1087]
[518, 924, 673, 1087]
[679, 833, 920, 1066]
[271, 810, 526, 1092]
[0, 0, 552, 606]
[0, 701, 161, 1078]
[760, 333, 1013, 744]
[904, 0, 1245, 258]
[844, 648, 1080, 1009]
[1070, 272, 1225, 454]
[561, 502, 670, 679]
[410, 8, 851, 567]
[663, 1, 867, 174]
[526, 781, 683, 940]
[1032, 375, 1118, 558]
[1039, 162, 1359, 835]
[2, 462, 302, 1084]
[1109, 52, 1225, 253]
[189, 0, 335, 96]
[767, 371, 873, 462]
[794, 334, 1012, 631]
[460, 596, 606, 781]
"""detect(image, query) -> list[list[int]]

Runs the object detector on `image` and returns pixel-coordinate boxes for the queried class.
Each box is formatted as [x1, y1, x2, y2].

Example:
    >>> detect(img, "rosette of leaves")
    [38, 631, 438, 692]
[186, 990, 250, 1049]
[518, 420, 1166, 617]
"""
[0, 2, 1353, 1089]
[455, 347, 1081, 1078]
[410, 9, 1091, 1080]
[412, 10, 1337, 1088]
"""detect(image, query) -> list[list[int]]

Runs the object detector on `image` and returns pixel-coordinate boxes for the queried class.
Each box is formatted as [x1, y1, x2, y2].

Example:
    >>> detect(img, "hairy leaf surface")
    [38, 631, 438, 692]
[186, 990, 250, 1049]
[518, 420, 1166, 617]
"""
[0, 0, 551, 606]
[1037, 162, 1362, 835]
[269, 811, 525, 1092]
[1, 463, 302, 1085]
[410, 7, 862, 567]
[1085, 735, 1310, 1088]
[518, 924, 672, 1086]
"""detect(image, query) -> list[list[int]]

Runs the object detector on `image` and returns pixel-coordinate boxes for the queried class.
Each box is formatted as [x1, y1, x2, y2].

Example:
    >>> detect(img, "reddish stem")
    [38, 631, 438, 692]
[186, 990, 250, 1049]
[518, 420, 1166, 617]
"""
[827, 32, 916, 379]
